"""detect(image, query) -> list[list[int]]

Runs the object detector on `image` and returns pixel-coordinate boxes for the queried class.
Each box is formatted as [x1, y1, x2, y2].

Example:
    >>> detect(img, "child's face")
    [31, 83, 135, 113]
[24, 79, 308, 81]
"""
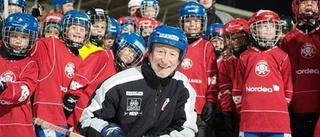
[141, 26, 154, 37]
[8, 5, 23, 15]
[257, 22, 277, 40]
[62, 2, 74, 14]
[299, 0, 318, 15]
[9, 31, 30, 50]
[143, 6, 156, 18]
[45, 27, 60, 39]
[66, 24, 87, 43]
[122, 25, 135, 33]
[91, 20, 107, 37]
[119, 46, 137, 64]
[210, 37, 224, 51]
[103, 36, 115, 50]
[229, 32, 248, 48]
[129, 6, 140, 17]
[183, 17, 202, 34]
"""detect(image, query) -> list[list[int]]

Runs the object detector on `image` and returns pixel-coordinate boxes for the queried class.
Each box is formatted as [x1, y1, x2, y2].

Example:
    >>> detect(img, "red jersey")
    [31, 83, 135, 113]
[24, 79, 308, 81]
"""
[280, 28, 320, 113]
[0, 45, 38, 137]
[67, 49, 117, 131]
[232, 46, 293, 133]
[218, 55, 237, 112]
[30, 38, 83, 126]
[178, 38, 218, 114]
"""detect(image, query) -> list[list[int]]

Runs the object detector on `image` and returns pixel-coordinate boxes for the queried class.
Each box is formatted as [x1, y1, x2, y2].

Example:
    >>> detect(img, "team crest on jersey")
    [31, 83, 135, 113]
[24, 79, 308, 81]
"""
[0, 70, 16, 82]
[65, 62, 75, 78]
[255, 60, 270, 77]
[181, 58, 193, 70]
[127, 98, 141, 111]
[301, 43, 316, 59]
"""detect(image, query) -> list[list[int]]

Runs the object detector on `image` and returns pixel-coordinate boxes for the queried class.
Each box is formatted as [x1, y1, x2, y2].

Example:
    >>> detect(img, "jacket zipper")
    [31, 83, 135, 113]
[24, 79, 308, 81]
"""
[152, 86, 161, 126]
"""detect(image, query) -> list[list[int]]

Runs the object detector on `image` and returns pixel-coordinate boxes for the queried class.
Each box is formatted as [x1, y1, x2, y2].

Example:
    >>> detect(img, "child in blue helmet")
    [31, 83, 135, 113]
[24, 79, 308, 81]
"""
[0, 0, 26, 19]
[140, 0, 159, 19]
[30, 10, 91, 137]
[66, 32, 147, 132]
[103, 17, 120, 50]
[0, 13, 39, 137]
[78, 24, 198, 137]
[51, 0, 74, 14]
[178, 1, 219, 137]
[206, 23, 225, 60]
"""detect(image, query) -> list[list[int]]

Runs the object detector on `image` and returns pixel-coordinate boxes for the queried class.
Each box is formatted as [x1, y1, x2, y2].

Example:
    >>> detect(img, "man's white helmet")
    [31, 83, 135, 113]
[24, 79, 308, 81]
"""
[128, 0, 143, 8]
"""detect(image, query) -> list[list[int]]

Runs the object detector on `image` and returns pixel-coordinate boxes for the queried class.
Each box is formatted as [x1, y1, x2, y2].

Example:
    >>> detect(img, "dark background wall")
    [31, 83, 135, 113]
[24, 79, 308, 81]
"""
[217, 0, 293, 18]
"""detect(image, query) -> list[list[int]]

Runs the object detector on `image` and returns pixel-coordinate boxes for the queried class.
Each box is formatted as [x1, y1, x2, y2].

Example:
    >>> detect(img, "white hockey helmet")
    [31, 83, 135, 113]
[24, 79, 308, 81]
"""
[128, 0, 143, 8]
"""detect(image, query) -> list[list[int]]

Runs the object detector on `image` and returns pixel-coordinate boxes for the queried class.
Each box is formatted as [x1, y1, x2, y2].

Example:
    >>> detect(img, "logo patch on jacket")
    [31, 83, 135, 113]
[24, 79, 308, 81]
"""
[126, 91, 143, 96]
[65, 62, 75, 78]
[301, 43, 316, 59]
[127, 98, 141, 111]
[1, 70, 15, 82]
[255, 60, 270, 77]
[161, 98, 170, 111]
[181, 58, 193, 70]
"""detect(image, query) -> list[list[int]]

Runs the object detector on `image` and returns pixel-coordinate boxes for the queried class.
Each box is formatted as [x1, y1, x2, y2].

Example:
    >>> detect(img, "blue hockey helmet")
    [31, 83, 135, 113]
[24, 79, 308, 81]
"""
[113, 32, 146, 69]
[140, 0, 159, 18]
[0, 0, 27, 14]
[206, 23, 224, 40]
[61, 10, 91, 49]
[51, 0, 74, 11]
[179, 1, 207, 39]
[2, 13, 38, 56]
[107, 17, 120, 38]
[148, 24, 188, 61]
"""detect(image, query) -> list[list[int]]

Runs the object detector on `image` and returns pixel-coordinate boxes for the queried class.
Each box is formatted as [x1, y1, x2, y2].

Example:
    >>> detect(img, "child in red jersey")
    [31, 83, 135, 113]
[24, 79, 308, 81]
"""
[30, 10, 91, 137]
[218, 18, 250, 137]
[0, 12, 39, 137]
[232, 10, 293, 137]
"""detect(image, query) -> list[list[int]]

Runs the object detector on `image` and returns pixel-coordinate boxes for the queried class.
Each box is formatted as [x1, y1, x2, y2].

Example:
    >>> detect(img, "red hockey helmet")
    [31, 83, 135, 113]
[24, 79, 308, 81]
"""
[292, 0, 319, 21]
[136, 17, 161, 37]
[223, 18, 248, 37]
[223, 18, 249, 52]
[40, 12, 63, 37]
[248, 10, 281, 48]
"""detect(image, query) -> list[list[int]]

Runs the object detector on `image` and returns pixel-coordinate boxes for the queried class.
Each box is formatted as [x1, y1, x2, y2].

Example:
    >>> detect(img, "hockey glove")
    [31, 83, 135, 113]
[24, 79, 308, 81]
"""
[101, 123, 125, 137]
[62, 93, 79, 118]
[0, 81, 7, 95]
[200, 102, 216, 122]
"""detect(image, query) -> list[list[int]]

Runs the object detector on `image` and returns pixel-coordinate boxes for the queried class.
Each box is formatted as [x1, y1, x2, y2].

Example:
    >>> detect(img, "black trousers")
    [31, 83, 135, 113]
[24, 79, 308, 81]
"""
[290, 111, 319, 137]
[196, 112, 240, 137]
